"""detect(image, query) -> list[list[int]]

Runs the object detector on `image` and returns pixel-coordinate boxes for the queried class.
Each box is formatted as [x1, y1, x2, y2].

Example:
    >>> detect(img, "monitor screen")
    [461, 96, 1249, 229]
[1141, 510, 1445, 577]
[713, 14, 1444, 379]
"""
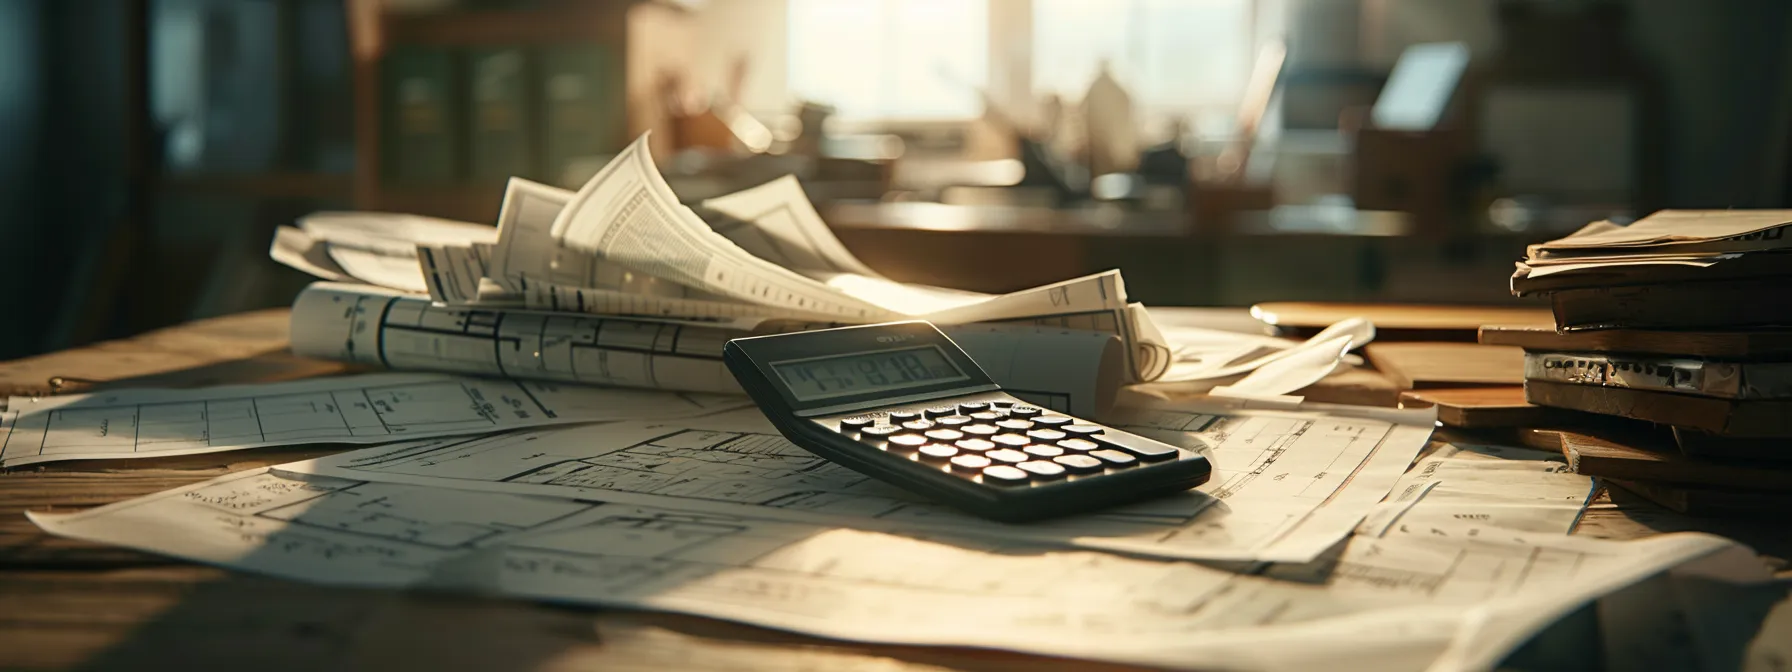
[1372, 42, 1471, 132]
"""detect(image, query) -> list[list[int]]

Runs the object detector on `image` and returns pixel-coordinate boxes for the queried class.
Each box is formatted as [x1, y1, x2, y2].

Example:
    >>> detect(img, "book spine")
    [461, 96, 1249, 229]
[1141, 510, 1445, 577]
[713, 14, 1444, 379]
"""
[468, 47, 536, 181]
[1522, 352, 1792, 399]
[381, 46, 464, 184]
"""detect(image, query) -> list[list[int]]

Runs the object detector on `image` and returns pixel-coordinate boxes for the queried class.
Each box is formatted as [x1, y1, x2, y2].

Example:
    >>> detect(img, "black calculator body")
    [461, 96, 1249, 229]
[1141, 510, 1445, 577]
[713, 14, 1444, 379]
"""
[722, 321, 1212, 522]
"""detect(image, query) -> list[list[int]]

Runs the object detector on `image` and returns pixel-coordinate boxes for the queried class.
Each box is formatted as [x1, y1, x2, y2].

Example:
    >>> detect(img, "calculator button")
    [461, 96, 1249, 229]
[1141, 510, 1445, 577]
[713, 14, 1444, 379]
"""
[991, 434, 1030, 447]
[889, 410, 923, 422]
[1025, 428, 1067, 442]
[1089, 449, 1138, 468]
[924, 429, 965, 442]
[918, 444, 958, 461]
[1053, 454, 1104, 474]
[839, 416, 874, 431]
[995, 418, 1034, 431]
[1008, 405, 1042, 418]
[957, 402, 990, 414]
[1057, 438, 1101, 452]
[1033, 416, 1074, 427]
[887, 435, 928, 451]
[986, 449, 1029, 464]
[935, 415, 972, 427]
[950, 454, 992, 472]
[961, 424, 999, 436]
[924, 406, 959, 418]
[954, 438, 996, 453]
[862, 425, 903, 438]
[1017, 461, 1067, 480]
[981, 465, 1029, 485]
[968, 411, 1003, 421]
[1022, 444, 1064, 459]
[900, 419, 936, 432]
[1116, 441, 1180, 462]
[1064, 424, 1104, 436]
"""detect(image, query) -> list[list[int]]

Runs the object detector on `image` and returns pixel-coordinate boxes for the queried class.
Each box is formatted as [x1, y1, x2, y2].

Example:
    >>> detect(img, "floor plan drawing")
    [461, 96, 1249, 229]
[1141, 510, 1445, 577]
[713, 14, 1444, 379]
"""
[290, 406, 1435, 562]
[0, 373, 742, 467]
[31, 466, 1751, 671]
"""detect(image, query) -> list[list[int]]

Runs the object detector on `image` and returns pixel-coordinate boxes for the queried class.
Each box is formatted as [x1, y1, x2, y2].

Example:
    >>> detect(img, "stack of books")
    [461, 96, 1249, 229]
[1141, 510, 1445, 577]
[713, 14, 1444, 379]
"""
[1484, 210, 1792, 516]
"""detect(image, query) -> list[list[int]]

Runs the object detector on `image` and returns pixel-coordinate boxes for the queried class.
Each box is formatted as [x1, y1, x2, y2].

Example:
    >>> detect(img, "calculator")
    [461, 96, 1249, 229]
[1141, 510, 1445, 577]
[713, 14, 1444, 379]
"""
[722, 321, 1212, 522]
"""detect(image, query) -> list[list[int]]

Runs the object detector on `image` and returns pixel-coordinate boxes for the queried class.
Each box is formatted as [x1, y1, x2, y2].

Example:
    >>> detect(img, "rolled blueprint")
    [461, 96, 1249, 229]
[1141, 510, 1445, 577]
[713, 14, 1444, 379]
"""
[290, 282, 1126, 419]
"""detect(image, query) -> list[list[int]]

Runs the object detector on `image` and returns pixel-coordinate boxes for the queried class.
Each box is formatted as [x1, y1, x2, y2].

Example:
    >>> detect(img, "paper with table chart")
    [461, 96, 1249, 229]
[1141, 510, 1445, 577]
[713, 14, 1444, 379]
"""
[28, 465, 1765, 671]
[290, 281, 1127, 418]
[0, 373, 743, 468]
[700, 174, 883, 277]
[1356, 442, 1597, 537]
[281, 404, 1431, 563]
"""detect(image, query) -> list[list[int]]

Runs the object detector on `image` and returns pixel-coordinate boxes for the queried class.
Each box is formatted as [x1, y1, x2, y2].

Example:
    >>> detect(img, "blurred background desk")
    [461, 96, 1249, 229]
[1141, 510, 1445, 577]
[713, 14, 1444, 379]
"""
[826, 200, 1527, 306]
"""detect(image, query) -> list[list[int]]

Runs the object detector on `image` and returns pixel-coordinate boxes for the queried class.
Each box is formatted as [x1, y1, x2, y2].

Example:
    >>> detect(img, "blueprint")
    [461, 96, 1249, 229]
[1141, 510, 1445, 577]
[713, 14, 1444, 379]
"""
[290, 282, 1128, 418]
[285, 405, 1432, 562]
[0, 373, 743, 467]
[30, 467, 1763, 671]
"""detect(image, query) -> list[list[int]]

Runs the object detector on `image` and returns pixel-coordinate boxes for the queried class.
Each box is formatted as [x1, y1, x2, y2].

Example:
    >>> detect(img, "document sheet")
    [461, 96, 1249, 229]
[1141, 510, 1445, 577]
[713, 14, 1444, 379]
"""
[701, 174, 883, 278]
[31, 466, 1763, 671]
[289, 282, 1128, 418]
[283, 405, 1432, 563]
[0, 373, 742, 467]
[1357, 442, 1598, 537]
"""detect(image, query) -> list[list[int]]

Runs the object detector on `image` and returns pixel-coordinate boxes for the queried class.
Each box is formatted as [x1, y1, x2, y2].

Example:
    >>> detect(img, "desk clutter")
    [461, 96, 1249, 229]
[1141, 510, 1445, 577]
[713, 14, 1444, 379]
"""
[5, 150, 1783, 671]
[1343, 210, 1792, 519]
[1474, 210, 1792, 518]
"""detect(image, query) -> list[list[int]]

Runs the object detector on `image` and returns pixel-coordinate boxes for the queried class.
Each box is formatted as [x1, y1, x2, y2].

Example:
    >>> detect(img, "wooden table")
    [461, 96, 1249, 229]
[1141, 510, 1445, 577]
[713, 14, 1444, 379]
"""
[3, 309, 1787, 670]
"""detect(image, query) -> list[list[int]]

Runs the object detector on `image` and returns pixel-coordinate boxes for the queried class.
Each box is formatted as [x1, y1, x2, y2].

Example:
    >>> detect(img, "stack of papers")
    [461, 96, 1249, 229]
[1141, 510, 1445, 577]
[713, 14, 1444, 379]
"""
[271, 134, 1175, 419]
[1512, 210, 1792, 294]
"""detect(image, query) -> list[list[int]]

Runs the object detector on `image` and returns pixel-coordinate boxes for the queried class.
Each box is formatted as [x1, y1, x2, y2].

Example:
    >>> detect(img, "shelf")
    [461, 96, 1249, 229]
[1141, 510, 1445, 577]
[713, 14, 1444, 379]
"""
[155, 172, 354, 200]
[383, 4, 629, 46]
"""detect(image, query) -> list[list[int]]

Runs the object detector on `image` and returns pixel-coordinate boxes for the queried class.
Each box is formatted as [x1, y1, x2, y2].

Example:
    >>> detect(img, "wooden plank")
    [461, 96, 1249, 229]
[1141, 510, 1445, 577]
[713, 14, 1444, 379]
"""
[1479, 324, 1792, 358]
[1536, 428, 1792, 491]
[1364, 342, 1525, 389]
[1400, 386, 1584, 428]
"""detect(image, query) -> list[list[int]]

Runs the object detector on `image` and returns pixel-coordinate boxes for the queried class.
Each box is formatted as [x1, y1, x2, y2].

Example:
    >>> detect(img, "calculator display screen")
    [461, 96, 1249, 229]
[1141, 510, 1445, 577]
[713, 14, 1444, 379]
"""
[771, 346, 969, 402]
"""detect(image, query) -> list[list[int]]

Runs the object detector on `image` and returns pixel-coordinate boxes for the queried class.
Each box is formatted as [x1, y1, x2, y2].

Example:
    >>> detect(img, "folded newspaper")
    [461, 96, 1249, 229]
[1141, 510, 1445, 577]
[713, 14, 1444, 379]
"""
[272, 133, 1166, 418]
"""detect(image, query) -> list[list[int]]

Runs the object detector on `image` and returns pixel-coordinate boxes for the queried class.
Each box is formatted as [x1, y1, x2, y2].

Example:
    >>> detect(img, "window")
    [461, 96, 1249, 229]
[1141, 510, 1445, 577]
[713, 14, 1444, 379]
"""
[784, 0, 1262, 127]
[786, 0, 989, 120]
[1032, 0, 1255, 132]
